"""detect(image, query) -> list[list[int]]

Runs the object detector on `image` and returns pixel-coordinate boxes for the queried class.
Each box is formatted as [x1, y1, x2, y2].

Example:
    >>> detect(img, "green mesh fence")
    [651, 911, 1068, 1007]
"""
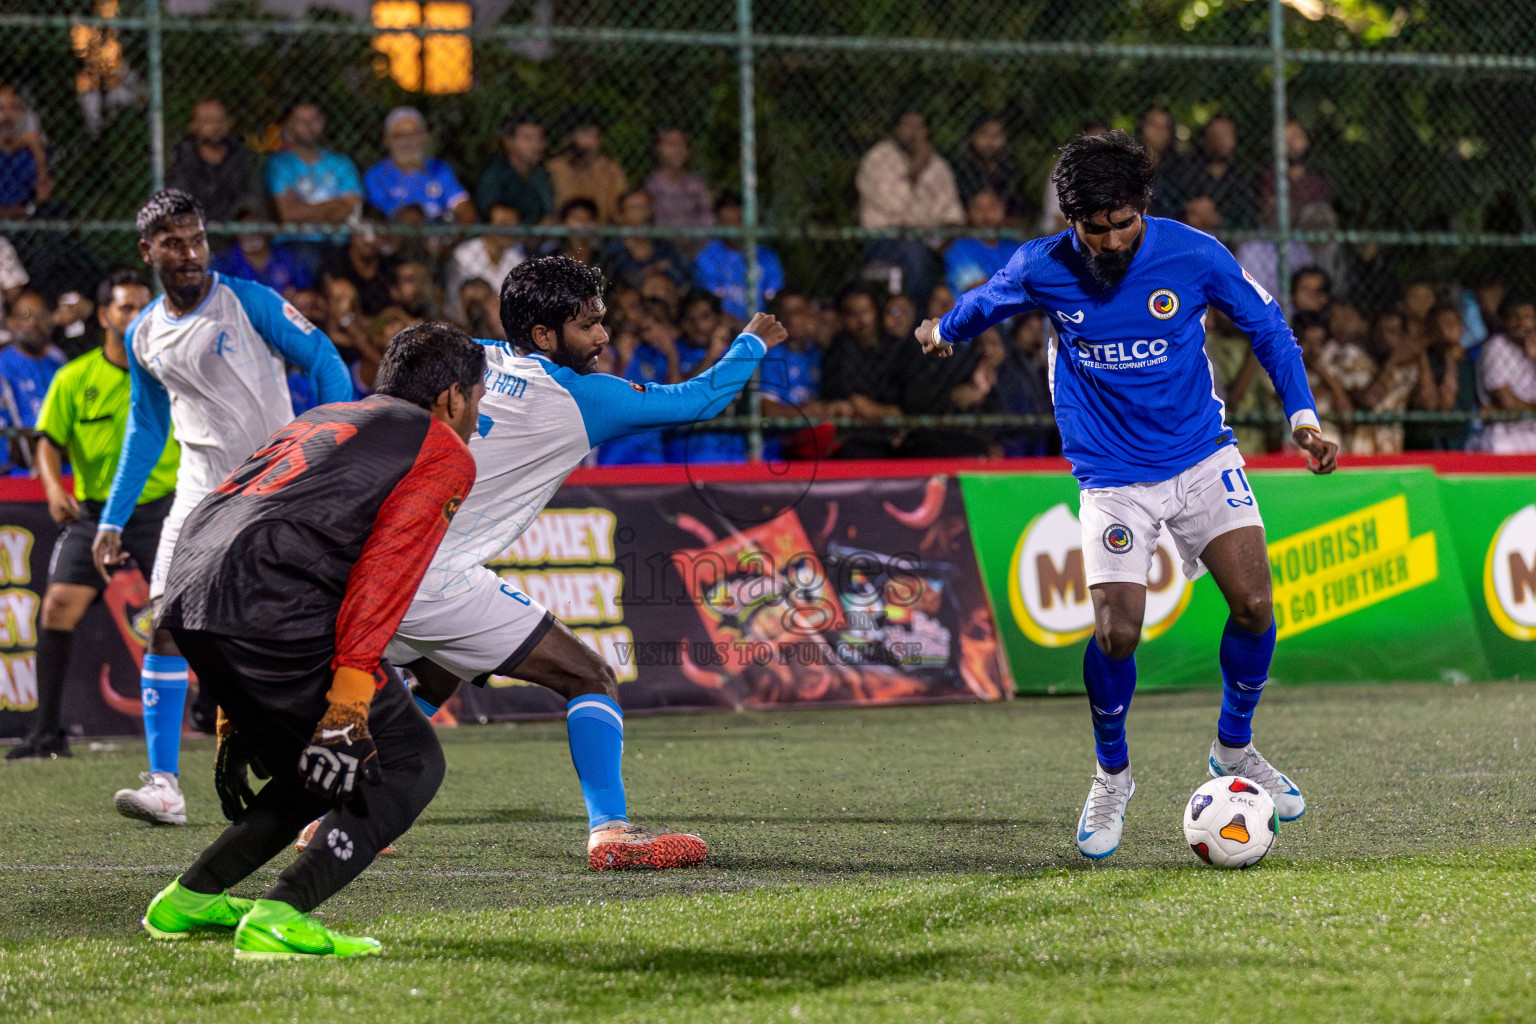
[2, 0, 1535, 453]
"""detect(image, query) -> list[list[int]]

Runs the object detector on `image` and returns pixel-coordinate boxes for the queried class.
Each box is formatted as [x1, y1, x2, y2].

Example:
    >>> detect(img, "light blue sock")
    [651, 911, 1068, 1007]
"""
[566, 694, 628, 830]
[1217, 618, 1277, 748]
[141, 654, 188, 776]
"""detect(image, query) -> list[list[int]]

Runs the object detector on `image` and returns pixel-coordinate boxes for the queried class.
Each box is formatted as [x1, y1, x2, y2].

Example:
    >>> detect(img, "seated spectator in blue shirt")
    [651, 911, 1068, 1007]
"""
[665, 290, 747, 463]
[944, 189, 1020, 296]
[758, 290, 851, 461]
[211, 204, 312, 295]
[0, 291, 65, 428]
[0, 85, 51, 218]
[264, 101, 362, 264]
[363, 106, 474, 224]
[691, 193, 784, 322]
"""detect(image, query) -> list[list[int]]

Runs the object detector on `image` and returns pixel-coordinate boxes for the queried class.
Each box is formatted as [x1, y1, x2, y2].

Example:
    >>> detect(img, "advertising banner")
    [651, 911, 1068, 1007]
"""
[1436, 478, 1536, 680]
[961, 468, 1497, 694]
[456, 474, 1013, 722]
[0, 503, 150, 739]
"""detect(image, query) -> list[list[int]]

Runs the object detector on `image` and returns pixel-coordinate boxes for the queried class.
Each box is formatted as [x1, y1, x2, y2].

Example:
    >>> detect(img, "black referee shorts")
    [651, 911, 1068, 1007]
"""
[48, 493, 174, 589]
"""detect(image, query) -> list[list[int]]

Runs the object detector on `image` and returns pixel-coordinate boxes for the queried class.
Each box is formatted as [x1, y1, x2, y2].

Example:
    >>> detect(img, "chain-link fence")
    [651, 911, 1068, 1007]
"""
[3, 0, 1536, 457]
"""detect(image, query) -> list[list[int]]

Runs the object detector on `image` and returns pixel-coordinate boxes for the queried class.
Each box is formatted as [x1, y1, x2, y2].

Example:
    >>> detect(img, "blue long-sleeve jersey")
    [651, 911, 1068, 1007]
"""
[938, 217, 1319, 488]
[102, 273, 352, 530]
[415, 332, 769, 600]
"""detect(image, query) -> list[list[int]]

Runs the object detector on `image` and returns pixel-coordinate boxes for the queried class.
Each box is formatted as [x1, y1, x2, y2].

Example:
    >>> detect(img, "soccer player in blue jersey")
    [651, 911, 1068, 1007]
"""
[916, 131, 1339, 859]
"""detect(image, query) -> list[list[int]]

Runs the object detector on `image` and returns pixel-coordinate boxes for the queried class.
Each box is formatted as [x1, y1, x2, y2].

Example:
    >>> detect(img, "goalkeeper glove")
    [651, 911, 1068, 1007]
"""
[298, 667, 382, 804]
[213, 709, 270, 822]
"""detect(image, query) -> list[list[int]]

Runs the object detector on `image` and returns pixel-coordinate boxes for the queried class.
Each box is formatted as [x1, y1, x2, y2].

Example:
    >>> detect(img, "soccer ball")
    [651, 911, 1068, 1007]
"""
[1182, 776, 1278, 869]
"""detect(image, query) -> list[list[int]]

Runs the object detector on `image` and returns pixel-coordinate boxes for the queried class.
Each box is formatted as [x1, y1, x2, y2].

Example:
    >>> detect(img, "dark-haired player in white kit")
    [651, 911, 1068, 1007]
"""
[286, 256, 789, 869]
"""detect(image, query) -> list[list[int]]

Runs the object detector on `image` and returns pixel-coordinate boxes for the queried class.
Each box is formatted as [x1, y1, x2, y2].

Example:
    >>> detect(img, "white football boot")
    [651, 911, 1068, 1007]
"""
[1208, 741, 1305, 821]
[114, 771, 188, 825]
[1076, 764, 1135, 859]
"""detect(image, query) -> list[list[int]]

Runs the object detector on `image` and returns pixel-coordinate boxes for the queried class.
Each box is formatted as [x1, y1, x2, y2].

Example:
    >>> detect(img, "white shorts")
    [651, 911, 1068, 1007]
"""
[148, 485, 208, 601]
[384, 565, 555, 682]
[1079, 445, 1264, 587]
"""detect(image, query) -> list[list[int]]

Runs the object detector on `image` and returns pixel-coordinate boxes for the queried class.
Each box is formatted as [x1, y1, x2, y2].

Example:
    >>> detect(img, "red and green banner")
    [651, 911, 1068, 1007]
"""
[961, 468, 1534, 694]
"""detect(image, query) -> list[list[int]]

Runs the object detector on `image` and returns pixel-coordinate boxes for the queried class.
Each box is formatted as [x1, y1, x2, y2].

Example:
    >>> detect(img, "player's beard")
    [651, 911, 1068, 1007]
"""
[162, 274, 206, 311]
[549, 340, 603, 375]
[1083, 233, 1144, 289]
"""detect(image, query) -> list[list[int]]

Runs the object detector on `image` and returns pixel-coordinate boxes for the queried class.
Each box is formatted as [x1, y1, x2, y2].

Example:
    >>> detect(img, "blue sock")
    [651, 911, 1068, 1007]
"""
[566, 694, 628, 830]
[1217, 618, 1276, 748]
[411, 693, 439, 718]
[141, 654, 188, 776]
[1083, 637, 1137, 773]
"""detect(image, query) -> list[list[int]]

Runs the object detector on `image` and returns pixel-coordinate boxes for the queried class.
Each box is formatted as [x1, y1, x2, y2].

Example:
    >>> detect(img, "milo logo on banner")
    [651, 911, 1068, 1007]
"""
[1007, 503, 1192, 648]
[1484, 503, 1536, 642]
[1268, 494, 1437, 638]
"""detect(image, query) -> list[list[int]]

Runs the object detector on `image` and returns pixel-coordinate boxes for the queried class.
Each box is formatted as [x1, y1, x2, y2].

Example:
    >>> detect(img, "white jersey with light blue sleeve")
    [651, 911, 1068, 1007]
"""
[414, 332, 768, 600]
[937, 217, 1319, 488]
[101, 272, 350, 531]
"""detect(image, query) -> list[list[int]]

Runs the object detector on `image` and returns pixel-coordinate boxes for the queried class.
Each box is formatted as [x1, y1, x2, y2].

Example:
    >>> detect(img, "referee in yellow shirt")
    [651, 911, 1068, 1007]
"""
[7, 272, 180, 760]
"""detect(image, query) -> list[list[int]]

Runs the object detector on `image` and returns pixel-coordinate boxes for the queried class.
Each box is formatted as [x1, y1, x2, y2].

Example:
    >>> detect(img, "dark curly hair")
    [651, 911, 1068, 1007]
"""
[500, 255, 606, 353]
[1051, 130, 1155, 225]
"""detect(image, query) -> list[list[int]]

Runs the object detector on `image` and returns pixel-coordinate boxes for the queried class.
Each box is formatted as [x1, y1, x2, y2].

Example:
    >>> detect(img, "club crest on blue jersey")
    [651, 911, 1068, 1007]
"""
[1102, 524, 1133, 554]
[1148, 289, 1179, 320]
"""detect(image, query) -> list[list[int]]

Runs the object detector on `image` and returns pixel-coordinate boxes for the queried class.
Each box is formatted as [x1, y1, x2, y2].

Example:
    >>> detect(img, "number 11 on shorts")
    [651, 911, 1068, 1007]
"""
[1221, 467, 1254, 508]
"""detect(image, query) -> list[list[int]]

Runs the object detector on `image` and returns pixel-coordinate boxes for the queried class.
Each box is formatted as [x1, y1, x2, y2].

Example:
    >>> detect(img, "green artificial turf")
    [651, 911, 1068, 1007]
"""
[2, 680, 1534, 1022]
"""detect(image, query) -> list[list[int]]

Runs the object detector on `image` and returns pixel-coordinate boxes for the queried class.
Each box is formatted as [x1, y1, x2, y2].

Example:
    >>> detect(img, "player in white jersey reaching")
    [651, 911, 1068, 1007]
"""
[90, 189, 351, 825]
[317, 256, 784, 870]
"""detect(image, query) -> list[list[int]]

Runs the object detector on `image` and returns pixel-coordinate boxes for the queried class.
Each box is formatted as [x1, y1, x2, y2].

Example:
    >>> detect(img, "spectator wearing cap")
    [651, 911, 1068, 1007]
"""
[263, 101, 362, 270]
[211, 202, 312, 296]
[644, 128, 713, 246]
[363, 106, 474, 224]
[476, 113, 554, 227]
[166, 97, 262, 224]
[603, 188, 687, 290]
[547, 119, 627, 225]
[691, 193, 784, 322]
[0, 85, 52, 218]
[444, 202, 526, 324]
[951, 115, 1025, 221]
[1477, 297, 1536, 454]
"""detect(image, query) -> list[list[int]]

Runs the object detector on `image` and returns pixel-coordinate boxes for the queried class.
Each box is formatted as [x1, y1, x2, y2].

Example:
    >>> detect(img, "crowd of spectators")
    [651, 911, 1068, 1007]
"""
[2, 87, 1534, 465]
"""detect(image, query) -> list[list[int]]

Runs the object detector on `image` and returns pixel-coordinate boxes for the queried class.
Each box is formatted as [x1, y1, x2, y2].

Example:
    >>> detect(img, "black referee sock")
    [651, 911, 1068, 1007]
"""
[30, 629, 74, 738]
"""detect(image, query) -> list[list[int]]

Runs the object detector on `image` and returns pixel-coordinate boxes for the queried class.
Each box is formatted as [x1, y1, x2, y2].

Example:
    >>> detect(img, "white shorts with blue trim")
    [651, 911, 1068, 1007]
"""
[1078, 444, 1265, 587]
[385, 565, 554, 682]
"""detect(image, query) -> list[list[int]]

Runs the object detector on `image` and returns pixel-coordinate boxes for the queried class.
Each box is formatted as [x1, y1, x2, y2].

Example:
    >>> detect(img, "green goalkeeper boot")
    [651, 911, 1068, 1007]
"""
[142, 877, 254, 939]
[232, 899, 382, 961]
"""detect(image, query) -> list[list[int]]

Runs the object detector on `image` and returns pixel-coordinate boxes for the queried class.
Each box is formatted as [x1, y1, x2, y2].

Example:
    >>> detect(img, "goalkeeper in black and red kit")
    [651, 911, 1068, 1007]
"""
[136, 321, 485, 961]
